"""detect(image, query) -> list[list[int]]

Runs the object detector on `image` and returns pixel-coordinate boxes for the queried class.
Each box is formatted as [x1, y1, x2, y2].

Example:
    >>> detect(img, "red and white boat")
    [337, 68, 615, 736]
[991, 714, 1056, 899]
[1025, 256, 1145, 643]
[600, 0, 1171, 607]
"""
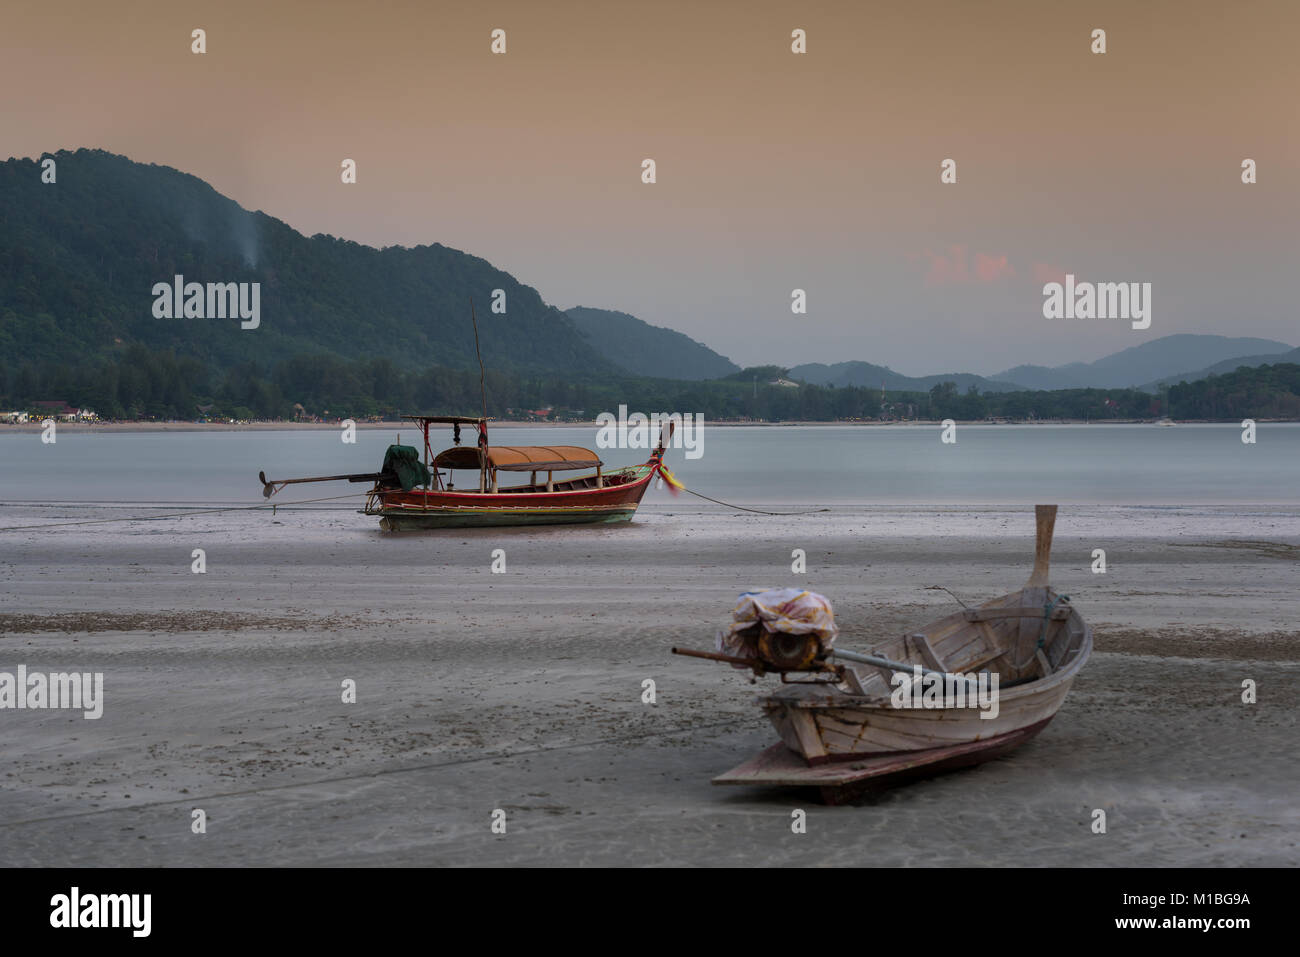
[260, 414, 679, 530]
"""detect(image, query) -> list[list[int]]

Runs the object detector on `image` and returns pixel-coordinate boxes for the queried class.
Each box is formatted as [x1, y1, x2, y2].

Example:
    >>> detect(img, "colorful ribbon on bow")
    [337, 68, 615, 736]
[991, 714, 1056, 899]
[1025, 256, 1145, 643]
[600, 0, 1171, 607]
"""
[655, 462, 685, 495]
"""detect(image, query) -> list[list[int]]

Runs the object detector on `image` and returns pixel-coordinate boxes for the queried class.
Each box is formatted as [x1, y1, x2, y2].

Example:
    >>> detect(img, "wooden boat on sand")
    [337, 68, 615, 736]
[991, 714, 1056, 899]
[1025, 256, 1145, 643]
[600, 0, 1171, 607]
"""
[258, 302, 683, 530]
[673, 505, 1092, 803]
[259, 414, 678, 530]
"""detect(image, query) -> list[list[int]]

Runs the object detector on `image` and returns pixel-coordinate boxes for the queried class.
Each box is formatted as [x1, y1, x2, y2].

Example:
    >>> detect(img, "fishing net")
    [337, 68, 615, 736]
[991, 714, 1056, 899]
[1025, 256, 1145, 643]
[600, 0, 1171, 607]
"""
[381, 445, 432, 491]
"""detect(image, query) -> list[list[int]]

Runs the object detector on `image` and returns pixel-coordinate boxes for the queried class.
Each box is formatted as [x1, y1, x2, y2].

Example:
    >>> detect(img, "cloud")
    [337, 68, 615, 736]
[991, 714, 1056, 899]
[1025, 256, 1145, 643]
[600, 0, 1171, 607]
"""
[920, 245, 1015, 285]
[923, 244, 968, 284]
[974, 252, 1014, 282]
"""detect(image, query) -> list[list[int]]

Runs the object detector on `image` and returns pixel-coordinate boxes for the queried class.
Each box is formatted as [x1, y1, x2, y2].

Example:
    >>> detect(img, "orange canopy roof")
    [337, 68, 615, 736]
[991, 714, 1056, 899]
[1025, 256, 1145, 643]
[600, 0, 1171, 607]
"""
[433, 445, 603, 472]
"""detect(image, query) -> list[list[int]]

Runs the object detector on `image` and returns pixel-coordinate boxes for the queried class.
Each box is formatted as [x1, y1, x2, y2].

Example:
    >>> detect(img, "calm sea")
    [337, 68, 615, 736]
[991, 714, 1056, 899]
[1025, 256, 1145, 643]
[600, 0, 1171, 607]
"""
[0, 423, 1296, 507]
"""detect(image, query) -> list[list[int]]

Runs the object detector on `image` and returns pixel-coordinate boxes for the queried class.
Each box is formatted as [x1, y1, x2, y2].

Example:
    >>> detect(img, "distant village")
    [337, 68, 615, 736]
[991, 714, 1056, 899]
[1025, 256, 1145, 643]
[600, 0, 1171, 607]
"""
[0, 401, 584, 426]
[0, 386, 1062, 427]
[0, 401, 99, 424]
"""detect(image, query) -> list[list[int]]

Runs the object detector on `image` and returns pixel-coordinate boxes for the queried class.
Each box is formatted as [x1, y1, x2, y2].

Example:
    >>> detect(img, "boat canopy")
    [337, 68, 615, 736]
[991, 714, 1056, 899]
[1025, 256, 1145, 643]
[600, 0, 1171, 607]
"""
[401, 414, 487, 425]
[434, 445, 604, 472]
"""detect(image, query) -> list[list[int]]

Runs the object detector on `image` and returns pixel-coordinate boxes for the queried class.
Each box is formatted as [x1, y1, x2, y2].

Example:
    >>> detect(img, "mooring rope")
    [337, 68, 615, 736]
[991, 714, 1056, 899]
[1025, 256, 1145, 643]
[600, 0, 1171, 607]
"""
[1038, 594, 1070, 650]
[1007, 594, 1072, 670]
[650, 461, 830, 515]
[1, 469, 833, 529]
[669, 484, 831, 516]
[0, 492, 367, 532]
[925, 585, 971, 608]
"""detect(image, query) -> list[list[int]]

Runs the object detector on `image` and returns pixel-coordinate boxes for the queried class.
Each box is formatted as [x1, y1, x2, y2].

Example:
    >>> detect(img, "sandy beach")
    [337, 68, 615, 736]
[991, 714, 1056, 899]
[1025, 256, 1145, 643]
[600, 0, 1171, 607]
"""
[0, 503, 1296, 866]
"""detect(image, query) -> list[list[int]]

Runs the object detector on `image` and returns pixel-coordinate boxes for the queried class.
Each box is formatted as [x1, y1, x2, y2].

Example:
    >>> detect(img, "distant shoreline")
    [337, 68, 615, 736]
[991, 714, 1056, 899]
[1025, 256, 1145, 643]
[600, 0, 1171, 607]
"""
[2, 417, 1296, 434]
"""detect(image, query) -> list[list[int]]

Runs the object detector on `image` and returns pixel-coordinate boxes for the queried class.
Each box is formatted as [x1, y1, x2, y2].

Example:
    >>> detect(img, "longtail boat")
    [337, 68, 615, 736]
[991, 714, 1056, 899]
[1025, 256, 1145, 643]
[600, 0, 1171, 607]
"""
[258, 414, 678, 530]
[673, 505, 1092, 803]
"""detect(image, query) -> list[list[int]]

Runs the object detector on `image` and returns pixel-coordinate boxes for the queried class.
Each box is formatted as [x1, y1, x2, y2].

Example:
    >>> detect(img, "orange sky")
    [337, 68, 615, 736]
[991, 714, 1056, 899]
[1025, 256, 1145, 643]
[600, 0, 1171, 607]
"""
[2, 0, 1296, 372]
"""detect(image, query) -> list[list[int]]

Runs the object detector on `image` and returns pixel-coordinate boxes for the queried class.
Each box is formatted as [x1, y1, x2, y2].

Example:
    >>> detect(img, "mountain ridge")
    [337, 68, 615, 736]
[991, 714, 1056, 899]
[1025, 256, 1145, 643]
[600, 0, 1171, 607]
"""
[992, 334, 1294, 391]
[565, 306, 738, 380]
[1144, 346, 1300, 390]
[787, 360, 1027, 393]
[0, 148, 615, 375]
[3, 150, 1293, 395]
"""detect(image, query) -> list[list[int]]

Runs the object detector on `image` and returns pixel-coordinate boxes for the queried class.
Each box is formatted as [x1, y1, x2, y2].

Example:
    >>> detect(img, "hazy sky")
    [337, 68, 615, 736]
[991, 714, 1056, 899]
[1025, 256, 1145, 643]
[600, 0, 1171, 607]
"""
[2, 0, 1296, 374]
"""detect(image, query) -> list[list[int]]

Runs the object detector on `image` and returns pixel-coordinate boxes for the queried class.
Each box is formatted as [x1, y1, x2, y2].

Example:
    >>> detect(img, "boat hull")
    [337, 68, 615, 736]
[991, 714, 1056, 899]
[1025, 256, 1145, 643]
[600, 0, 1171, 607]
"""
[366, 466, 655, 530]
[762, 591, 1092, 763]
[714, 718, 1054, 804]
[375, 504, 639, 530]
[707, 506, 1092, 798]
[764, 667, 1078, 764]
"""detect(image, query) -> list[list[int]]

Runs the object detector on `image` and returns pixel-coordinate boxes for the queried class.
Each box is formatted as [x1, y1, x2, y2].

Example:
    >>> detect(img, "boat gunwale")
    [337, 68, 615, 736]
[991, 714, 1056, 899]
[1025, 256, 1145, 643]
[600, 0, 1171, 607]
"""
[367, 503, 640, 515]
[363, 466, 656, 518]
[373, 464, 654, 503]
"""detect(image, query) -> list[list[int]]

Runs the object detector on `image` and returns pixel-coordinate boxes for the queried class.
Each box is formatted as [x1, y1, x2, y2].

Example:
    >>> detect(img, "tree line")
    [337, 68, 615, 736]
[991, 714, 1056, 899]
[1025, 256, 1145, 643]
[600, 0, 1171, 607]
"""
[1, 348, 1296, 422]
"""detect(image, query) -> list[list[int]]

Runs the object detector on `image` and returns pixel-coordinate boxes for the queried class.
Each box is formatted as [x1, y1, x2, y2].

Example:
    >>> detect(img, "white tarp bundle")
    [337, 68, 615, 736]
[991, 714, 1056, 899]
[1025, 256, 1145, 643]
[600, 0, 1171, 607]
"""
[716, 588, 839, 663]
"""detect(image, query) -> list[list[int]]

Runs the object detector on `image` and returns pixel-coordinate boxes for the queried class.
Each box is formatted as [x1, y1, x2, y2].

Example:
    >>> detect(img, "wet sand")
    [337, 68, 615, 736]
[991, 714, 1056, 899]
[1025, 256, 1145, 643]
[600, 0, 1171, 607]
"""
[0, 504, 1296, 866]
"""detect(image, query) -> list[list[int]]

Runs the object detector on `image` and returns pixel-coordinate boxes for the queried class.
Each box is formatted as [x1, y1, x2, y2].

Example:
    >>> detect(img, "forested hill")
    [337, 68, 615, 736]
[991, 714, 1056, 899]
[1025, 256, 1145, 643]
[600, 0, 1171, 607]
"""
[566, 306, 738, 380]
[0, 149, 612, 374]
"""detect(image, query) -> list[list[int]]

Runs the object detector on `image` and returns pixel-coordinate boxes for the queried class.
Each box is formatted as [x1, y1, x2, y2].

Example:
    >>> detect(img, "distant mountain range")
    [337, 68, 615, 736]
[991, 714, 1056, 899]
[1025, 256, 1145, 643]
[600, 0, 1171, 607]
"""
[789, 335, 1296, 394]
[787, 361, 1023, 393]
[1143, 344, 1300, 390]
[2, 150, 1293, 396]
[992, 334, 1295, 391]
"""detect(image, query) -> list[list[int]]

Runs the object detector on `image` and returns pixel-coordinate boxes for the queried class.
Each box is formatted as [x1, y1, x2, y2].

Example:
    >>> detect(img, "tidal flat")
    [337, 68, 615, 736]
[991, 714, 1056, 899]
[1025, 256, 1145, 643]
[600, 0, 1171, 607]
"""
[0, 504, 1296, 866]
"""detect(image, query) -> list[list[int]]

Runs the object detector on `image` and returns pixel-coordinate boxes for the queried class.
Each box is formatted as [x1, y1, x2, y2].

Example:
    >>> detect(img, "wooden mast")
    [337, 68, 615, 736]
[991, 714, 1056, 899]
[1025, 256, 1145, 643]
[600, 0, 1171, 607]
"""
[470, 298, 489, 493]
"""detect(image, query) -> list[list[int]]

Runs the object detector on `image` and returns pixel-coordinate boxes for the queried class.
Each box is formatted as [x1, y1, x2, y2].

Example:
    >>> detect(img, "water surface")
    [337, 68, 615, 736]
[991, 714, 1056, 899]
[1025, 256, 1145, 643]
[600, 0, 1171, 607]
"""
[0, 423, 1295, 507]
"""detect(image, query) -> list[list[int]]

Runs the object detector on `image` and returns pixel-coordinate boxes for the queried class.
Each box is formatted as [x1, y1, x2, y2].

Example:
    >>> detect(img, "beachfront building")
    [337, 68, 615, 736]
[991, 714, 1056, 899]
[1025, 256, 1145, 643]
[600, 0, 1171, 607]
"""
[28, 402, 98, 422]
[32, 400, 77, 420]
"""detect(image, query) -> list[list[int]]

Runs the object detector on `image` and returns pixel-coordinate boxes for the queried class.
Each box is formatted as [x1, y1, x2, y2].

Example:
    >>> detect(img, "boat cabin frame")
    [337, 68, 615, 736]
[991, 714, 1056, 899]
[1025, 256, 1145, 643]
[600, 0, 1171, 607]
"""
[400, 413, 612, 494]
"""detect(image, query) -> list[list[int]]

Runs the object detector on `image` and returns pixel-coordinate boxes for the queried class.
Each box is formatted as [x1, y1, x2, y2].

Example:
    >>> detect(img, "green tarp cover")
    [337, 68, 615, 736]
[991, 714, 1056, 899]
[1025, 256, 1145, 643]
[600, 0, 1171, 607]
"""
[382, 445, 432, 491]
